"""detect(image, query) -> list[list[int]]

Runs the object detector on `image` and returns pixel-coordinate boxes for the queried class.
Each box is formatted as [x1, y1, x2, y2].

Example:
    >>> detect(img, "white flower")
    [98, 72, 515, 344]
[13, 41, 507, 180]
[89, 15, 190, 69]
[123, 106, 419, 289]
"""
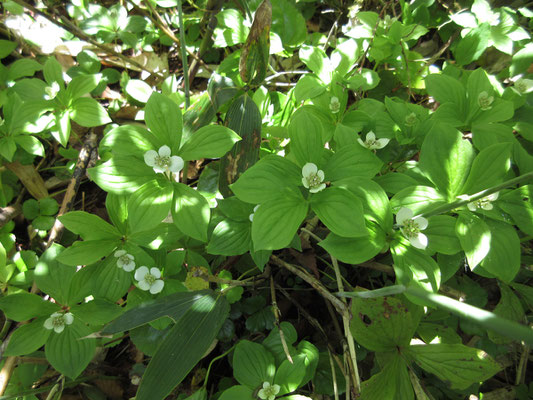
[329, 96, 340, 113]
[44, 81, 60, 100]
[44, 312, 74, 334]
[302, 163, 326, 193]
[144, 145, 184, 174]
[134, 266, 164, 294]
[467, 192, 499, 212]
[249, 205, 260, 222]
[515, 78, 533, 94]
[258, 382, 280, 400]
[114, 249, 135, 272]
[357, 131, 390, 150]
[478, 91, 494, 111]
[396, 207, 428, 250]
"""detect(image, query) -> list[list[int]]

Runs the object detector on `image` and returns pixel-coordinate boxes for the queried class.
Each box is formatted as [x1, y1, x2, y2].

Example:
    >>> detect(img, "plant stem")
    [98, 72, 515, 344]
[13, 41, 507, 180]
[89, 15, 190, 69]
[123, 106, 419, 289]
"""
[177, 0, 190, 109]
[418, 171, 533, 219]
[203, 344, 236, 389]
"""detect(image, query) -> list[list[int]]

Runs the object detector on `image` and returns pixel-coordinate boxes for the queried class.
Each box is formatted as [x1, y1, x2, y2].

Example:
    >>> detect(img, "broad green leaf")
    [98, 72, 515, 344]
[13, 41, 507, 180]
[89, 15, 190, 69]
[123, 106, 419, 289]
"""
[488, 284, 524, 344]
[323, 144, 382, 182]
[54, 110, 71, 147]
[0, 137, 17, 161]
[179, 125, 241, 160]
[310, 187, 367, 238]
[424, 215, 461, 255]
[34, 244, 77, 305]
[70, 299, 123, 326]
[126, 79, 153, 103]
[360, 352, 413, 400]
[70, 97, 111, 127]
[289, 110, 324, 167]
[43, 57, 64, 87]
[7, 59, 43, 81]
[479, 220, 520, 283]
[219, 386, 254, 400]
[145, 92, 182, 150]
[128, 179, 174, 232]
[294, 75, 326, 103]
[510, 43, 533, 77]
[350, 296, 420, 351]
[460, 143, 511, 195]
[172, 183, 210, 242]
[299, 45, 331, 84]
[419, 125, 474, 200]
[60, 211, 121, 240]
[455, 212, 491, 270]
[206, 219, 251, 256]
[319, 222, 385, 264]
[471, 100, 514, 125]
[406, 343, 502, 390]
[106, 193, 129, 234]
[56, 239, 119, 267]
[262, 322, 298, 366]
[425, 74, 466, 115]
[4, 317, 52, 356]
[88, 156, 153, 194]
[391, 242, 441, 293]
[230, 155, 301, 204]
[233, 340, 276, 388]
[45, 319, 96, 379]
[0, 39, 17, 59]
[251, 189, 308, 250]
[66, 74, 101, 99]
[98, 125, 157, 157]
[0, 293, 59, 322]
[271, 0, 306, 47]
[453, 23, 490, 66]
[274, 342, 319, 396]
[390, 185, 447, 215]
[135, 293, 229, 400]
[499, 185, 533, 236]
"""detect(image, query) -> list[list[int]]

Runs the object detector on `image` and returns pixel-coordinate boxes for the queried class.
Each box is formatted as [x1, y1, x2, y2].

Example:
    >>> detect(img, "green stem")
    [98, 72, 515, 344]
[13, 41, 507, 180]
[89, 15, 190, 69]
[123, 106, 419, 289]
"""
[177, 0, 190, 109]
[418, 171, 533, 219]
[203, 344, 236, 389]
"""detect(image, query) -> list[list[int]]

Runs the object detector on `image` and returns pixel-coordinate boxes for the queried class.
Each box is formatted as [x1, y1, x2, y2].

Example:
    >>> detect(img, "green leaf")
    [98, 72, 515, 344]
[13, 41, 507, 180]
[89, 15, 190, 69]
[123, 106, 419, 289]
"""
[251, 189, 308, 250]
[106, 193, 129, 234]
[425, 74, 466, 115]
[0, 293, 59, 322]
[88, 156, 153, 194]
[145, 92, 182, 150]
[4, 317, 52, 356]
[98, 125, 157, 157]
[70, 299, 123, 326]
[233, 340, 276, 388]
[299, 45, 331, 84]
[262, 322, 298, 366]
[453, 23, 490, 66]
[125, 79, 153, 103]
[230, 155, 301, 204]
[271, 0, 306, 47]
[172, 183, 210, 242]
[390, 185, 447, 215]
[7, 59, 43, 81]
[60, 211, 121, 240]
[135, 293, 229, 400]
[54, 110, 71, 147]
[424, 215, 461, 255]
[391, 243, 441, 293]
[274, 342, 319, 396]
[510, 43, 533, 77]
[323, 145, 382, 182]
[70, 97, 111, 127]
[206, 219, 251, 256]
[34, 244, 77, 305]
[179, 125, 241, 160]
[219, 386, 254, 400]
[294, 75, 326, 103]
[22, 199, 40, 220]
[360, 353, 413, 400]
[43, 57, 64, 87]
[0, 40, 17, 59]
[39, 198, 58, 216]
[128, 179, 174, 232]
[419, 125, 474, 200]
[406, 343, 502, 390]
[499, 185, 533, 236]
[66, 74, 101, 99]
[455, 212, 491, 270]
[56, 239, 119, 267]
[310, 187, 367, 238]
[288, 110, 324, 167]
[319, 222, 385, 264]
[14, 135, 44, 157]
[460, 143, 512, 195]
[350, 296, 420, 351]
[45, 319, 96, 379]
[479, 220, 520, 283]
[0, 137, 17, 161]
[488, 284, 525, 344]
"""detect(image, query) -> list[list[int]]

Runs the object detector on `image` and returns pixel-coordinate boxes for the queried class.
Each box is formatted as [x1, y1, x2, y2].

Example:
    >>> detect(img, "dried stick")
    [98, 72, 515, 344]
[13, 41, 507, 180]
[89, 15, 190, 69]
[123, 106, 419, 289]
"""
[0, 205, 22, 230]
[270, 275, 293, 364]
[47, 132, 98, 246]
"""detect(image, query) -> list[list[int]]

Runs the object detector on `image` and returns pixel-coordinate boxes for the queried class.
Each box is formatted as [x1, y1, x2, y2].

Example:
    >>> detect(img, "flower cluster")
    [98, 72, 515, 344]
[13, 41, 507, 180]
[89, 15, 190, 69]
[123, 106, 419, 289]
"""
[114, 249, 164, 294]
[301, 163, 326, 193]
[44, 311, 74, 333]
[478, 91, 494, 111]
[357, 131, 390, 150]
[114, 249, 135, 271]
[329, 96, 341, 114]
[467, 192, 499, 211]
[144, 145, 184, 175]
[396, 207, 428, 250]
[258, 382, 280, 400]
